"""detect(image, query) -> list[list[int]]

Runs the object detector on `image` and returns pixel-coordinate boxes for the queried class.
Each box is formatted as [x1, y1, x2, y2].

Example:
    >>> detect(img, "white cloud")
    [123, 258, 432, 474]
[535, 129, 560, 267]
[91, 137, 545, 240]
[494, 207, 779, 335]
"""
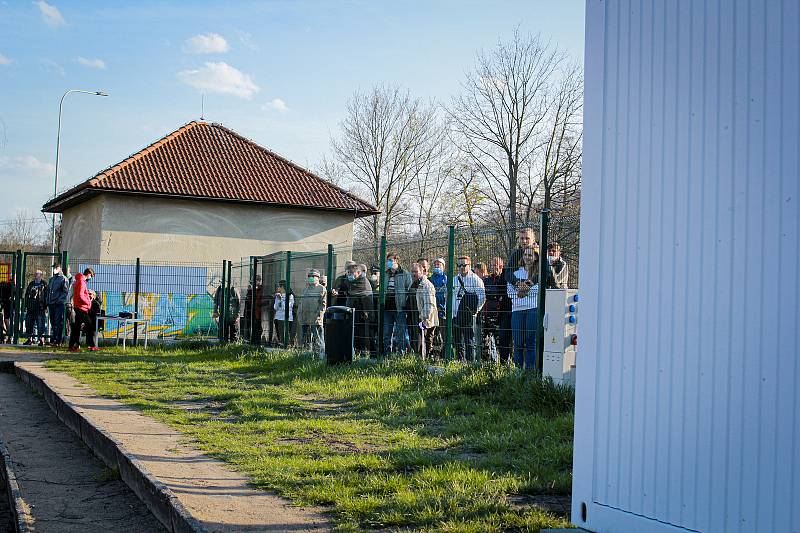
[0, 155, 56, 177]
[0, 53, 11, 66]
[77, 56, 105, 69]
[33, 0, 66, 27]
[262, 98, 289, 113]
[177, 62, 259, 99]
[184, 33, 230, 54]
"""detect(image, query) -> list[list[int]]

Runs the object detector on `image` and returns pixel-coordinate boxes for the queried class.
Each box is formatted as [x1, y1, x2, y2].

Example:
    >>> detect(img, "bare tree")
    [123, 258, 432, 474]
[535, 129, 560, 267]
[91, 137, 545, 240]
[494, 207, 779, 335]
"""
[449, 30, 563, 230]
[0, 210, 49, 251]
[519, 62, 583, 217]
[331, 85, 441, 243]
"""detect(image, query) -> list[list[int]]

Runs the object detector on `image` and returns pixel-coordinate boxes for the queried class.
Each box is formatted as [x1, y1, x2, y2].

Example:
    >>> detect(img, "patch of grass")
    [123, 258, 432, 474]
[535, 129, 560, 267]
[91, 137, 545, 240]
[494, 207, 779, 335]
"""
[45, 343, 574, 532]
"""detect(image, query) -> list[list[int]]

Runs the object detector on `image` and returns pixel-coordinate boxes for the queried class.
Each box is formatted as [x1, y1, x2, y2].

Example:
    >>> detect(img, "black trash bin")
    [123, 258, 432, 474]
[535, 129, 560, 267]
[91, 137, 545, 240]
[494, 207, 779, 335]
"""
[324, 306, 354, 364]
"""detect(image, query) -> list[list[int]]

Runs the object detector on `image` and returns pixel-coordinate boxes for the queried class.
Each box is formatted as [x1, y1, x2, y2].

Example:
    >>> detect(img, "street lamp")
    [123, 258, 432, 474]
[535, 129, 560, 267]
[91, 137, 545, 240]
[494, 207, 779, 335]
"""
[51, 89, 109, 254]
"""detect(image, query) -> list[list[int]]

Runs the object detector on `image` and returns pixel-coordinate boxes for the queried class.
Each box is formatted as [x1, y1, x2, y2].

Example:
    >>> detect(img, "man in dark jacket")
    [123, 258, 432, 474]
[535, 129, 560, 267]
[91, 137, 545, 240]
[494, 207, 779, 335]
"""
[213, 283, 241, 342]
[244, 275, 264, 344]
[23, 270, 48, 345]
[345, 263, 376, 358]
[504, 227, 538, 285]
[483, 257, 512, 363]
[330, 261, 355, 307]
[0, 280, 12, 343]
[47, 263, 69, 346]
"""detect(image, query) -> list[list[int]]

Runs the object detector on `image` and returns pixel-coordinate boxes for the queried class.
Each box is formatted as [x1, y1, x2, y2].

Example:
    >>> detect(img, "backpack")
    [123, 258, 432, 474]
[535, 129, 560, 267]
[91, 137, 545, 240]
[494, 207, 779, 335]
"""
[456, 276, 480, 320]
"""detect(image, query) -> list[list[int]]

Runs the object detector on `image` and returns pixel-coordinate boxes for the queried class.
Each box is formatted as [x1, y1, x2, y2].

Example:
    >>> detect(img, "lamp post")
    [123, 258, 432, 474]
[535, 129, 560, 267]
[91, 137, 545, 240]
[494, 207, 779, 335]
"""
[51, 89, 108, 254]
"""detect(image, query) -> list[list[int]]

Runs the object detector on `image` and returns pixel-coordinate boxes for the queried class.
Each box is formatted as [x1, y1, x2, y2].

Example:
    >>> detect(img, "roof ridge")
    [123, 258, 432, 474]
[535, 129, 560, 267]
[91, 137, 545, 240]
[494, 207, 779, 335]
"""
[90, 121, 202, 186]
[208, 122, 377, 213]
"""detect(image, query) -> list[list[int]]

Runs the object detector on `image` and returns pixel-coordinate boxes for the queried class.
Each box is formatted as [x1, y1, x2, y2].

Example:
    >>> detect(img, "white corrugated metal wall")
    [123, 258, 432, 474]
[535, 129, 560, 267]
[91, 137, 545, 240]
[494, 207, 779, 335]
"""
[574, 1, 799, 532]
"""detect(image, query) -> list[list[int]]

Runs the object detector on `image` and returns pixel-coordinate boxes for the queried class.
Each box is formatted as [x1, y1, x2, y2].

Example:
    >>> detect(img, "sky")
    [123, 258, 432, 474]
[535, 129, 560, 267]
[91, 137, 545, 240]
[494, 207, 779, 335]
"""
[0, 0, 585, 224]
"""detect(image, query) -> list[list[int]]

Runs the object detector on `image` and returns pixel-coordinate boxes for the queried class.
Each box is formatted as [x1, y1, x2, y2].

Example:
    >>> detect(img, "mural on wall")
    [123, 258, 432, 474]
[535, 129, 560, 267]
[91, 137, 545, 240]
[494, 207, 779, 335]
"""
[78, 262, 221, 339]
[0, 262, 10, 283]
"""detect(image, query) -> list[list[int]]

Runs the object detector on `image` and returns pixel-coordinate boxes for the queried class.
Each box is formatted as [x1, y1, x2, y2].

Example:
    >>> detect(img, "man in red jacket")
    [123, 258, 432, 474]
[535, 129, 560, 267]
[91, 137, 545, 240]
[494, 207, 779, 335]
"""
[68, 268, 98, 352]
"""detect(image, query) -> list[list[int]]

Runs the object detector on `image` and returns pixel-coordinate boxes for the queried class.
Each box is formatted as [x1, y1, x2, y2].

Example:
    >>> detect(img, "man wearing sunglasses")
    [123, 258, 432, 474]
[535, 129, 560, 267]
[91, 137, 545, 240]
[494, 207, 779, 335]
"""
[451, 256, 486, 361]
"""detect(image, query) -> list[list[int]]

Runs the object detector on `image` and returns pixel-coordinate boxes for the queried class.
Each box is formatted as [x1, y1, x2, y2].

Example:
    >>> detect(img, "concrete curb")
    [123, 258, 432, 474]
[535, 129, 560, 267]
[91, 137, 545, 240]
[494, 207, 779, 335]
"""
[0, 432, 30, 533]
[14, 364, 208, 533]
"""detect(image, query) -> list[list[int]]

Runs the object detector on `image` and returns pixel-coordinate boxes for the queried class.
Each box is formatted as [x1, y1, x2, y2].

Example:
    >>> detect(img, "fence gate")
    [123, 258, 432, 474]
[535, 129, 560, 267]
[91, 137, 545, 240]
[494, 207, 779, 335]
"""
[15, 251, 66, 343]
[0, 251, 19, 343]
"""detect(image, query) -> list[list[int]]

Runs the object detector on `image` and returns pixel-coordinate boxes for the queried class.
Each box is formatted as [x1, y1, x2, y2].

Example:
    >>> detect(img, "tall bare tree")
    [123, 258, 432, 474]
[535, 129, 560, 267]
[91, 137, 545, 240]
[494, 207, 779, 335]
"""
[0, 211, 49, 252]
[449, 30, 563, 229]
[331, 85, 441, 242]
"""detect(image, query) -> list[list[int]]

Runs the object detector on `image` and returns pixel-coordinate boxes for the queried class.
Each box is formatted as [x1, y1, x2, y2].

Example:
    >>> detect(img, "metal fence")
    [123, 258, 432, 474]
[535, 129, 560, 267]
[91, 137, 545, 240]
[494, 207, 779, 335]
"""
[234, 213, 580, 370]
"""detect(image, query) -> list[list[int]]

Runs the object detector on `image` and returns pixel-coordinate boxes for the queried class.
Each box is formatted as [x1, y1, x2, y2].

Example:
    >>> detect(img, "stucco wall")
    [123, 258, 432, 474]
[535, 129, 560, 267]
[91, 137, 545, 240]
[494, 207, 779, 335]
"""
[73, 194, 355, 262]
[60, 195, 104, 259]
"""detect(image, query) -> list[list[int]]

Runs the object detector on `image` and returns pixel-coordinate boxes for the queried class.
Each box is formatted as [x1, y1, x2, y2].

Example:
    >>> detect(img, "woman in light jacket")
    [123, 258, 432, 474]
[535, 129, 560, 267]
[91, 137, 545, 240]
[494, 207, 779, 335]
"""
[412, 262, 439, 360]
[507, 247, 540, 370]
[273, 283, 295, 346]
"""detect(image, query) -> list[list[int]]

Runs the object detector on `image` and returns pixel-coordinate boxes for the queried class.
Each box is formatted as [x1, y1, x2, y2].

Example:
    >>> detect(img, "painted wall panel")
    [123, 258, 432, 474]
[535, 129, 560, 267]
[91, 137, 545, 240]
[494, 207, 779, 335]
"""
[574, 1, 800, 532]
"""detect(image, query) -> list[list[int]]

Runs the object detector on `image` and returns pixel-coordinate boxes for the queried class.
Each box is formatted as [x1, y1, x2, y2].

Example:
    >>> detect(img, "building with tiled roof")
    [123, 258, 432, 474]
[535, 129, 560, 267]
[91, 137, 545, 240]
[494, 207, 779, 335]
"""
[42, 121, 378, 262]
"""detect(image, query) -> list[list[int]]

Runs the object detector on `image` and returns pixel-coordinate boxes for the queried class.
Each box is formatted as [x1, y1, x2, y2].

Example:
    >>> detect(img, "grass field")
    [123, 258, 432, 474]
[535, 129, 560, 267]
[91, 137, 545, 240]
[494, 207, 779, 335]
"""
[44, 343, 574, 532]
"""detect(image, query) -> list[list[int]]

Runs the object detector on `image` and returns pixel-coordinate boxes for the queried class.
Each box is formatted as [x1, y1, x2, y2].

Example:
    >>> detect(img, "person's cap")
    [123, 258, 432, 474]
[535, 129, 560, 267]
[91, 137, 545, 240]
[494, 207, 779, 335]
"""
[308, 269, 320, 277]
[371, 265, 380, 274]
[51, 262, 61, 268]
[344, 260, 357, 268]
[434, 257, 446, 266]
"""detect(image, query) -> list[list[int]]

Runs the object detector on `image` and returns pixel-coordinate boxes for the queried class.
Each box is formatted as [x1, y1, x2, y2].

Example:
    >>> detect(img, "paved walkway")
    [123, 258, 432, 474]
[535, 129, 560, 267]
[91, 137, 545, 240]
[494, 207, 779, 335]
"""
[0, 372, 165, 532]
[14, 359, 329, 532]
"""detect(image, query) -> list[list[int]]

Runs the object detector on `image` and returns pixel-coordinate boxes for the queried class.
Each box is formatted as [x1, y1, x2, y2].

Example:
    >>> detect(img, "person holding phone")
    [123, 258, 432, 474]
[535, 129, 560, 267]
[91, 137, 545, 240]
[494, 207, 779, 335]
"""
[507, 247, 541, 370]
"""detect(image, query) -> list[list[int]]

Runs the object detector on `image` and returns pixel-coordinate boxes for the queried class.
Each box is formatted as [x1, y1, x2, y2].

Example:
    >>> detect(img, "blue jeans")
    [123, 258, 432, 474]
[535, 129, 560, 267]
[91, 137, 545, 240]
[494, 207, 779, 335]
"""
[48, 304, 65, 344]
[383, 309, 409, 354]
[454, 314, 477, 361]
[512, 308, 538, 370]
[25, 310, 47, 341]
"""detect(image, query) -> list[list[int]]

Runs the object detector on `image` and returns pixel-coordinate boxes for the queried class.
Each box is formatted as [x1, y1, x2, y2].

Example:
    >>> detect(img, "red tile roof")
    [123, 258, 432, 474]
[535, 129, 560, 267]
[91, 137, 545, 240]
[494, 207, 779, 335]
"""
[42, 121, 378, 216]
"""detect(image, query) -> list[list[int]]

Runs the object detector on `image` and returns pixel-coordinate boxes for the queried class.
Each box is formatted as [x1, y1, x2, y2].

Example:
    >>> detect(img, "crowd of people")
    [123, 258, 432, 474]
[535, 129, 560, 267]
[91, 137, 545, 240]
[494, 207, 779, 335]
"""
[224, 228, 570, 369]
[0, 263, 102, 351]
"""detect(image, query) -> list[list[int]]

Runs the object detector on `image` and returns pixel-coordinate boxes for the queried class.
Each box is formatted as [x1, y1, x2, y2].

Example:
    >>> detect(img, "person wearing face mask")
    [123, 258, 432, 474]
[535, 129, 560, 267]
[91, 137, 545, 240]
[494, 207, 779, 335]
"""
[383, 252, 412, 354]
[345, 263, 376, 358]
[483, 257, 512, 363]
[46, 263, 69, 346]
[547, 242, 569, 288]
[298, 270, 326, 358]
[23, 269, 49, 346]
[330, 261, 355, 307]
[429, 258, 448, 356]
[68, 268, 97, 352]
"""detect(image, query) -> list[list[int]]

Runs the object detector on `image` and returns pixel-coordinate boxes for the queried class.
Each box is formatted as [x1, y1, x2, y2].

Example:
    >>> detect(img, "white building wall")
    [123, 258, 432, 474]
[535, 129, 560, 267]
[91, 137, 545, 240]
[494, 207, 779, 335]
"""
[574, 1, 799, 532]
[61, 194, 356, 263]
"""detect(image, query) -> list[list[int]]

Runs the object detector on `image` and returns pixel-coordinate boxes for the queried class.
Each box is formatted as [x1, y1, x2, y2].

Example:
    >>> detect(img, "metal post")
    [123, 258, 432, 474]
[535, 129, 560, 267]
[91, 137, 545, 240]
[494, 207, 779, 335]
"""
[283, 252, 292, 347]
[326, 244, 334, 305]
[377, 236, 387, 356]
[218, 260, 227, 342]
[249, 256, 256, 344]
[133, 258, 141, 344]
[9, 251, 20, 343]
[536, 208, 551, 373]
[225, 260, 232, 342]
[15, 252, 27, 344]
[444, 226, 456, 362]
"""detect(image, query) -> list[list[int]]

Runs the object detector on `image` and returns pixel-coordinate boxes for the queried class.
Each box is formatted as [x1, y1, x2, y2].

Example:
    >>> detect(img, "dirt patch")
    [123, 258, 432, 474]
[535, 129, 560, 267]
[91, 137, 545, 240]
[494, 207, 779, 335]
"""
[276, 430, 378, 455]
[508, 493, 571, 518]
[168, 399, 238, 423]
[295, 395, 353, 417]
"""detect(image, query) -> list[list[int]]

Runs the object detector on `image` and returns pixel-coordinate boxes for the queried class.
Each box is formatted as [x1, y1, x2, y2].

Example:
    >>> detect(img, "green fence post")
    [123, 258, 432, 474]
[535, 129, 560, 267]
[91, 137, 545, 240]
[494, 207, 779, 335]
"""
[225, 260, 233, 342]
[249, 255, 256, 344]
[133, 257, 141, 345]
[218, 260, 226, 342]
[444, 226, 456, 362]
[15, 251, 26, 344]
[10, 251, 20, 343]
[377, 236, 387, 356]
[536, 208, 550, 373]
[283, 252, 292, 348]
[326, 244, 334, 305]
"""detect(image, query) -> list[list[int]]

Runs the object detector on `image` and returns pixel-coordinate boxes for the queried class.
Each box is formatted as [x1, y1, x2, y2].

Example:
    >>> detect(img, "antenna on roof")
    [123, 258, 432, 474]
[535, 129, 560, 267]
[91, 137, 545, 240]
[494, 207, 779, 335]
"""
[200, 94, 205, 120]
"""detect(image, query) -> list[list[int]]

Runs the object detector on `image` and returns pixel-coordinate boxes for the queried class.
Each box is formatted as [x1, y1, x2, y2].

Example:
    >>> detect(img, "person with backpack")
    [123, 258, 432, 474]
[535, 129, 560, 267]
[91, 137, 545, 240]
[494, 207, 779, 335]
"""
[23, 270, 49, 346]
[450, 256, 486, 362]
[47, 263, 69, 346]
